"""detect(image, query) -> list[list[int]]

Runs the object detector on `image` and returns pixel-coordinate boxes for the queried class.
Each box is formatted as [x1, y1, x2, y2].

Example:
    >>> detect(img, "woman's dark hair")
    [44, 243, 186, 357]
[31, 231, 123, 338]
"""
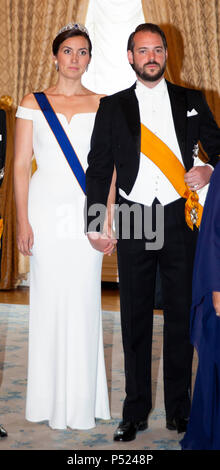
[127, 23, 167, 52]
[52, 29, 92, 57]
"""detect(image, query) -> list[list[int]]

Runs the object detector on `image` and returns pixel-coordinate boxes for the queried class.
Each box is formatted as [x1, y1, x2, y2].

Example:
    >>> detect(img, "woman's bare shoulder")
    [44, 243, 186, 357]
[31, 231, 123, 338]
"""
[93, 93, 107, 106]
[97, 93, 107, 99]
[92, 93, 107, 100]
[19, 93, 39, 109]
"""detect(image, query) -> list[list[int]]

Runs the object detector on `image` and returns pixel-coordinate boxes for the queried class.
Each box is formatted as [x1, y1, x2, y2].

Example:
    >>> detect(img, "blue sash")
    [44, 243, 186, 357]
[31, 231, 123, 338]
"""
[34, 92, 86, 193]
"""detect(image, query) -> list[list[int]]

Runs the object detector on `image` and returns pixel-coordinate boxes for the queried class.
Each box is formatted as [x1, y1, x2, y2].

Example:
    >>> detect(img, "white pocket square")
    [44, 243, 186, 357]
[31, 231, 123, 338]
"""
[187, 108, 198, 117]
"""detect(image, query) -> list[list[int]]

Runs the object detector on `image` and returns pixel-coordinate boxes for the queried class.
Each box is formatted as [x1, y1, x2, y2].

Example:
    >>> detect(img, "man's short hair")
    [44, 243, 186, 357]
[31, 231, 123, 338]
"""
[127, 23, 167, 52]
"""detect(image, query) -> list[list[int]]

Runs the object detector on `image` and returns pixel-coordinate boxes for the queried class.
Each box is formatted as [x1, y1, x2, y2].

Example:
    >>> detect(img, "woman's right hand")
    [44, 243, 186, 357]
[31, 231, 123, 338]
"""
[87, 232, 117, 255]
[16, 221, 34, 256]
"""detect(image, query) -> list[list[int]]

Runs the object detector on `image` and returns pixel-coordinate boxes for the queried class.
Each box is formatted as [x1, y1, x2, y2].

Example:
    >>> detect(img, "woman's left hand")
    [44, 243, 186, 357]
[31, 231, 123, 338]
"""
[212, 291, 220, 316]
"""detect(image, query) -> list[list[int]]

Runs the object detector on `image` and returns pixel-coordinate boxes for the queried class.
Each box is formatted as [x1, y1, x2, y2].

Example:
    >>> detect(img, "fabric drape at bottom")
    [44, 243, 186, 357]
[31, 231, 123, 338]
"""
[181, 294, 220, 450]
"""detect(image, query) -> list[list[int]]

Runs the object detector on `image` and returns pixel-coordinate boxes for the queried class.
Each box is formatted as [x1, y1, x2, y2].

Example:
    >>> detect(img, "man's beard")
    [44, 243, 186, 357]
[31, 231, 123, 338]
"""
[131, 60, 166, 82]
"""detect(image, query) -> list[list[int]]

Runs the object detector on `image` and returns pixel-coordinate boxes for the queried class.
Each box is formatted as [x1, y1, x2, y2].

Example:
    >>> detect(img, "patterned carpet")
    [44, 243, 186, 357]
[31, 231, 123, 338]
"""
[0, 303, 197, 450]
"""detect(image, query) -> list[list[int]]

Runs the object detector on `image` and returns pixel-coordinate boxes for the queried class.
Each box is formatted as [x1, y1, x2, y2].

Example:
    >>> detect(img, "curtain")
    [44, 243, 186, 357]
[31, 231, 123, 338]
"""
[142, 0, 220, 125]
[0, 97, 18, 289]
[84, 0, 145, 94]
[0, 0, 90, 106]
[0, 0, 90, 288]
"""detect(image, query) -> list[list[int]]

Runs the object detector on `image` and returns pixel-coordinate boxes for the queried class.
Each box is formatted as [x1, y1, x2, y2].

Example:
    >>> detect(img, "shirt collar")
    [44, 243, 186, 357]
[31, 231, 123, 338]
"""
[135, 78, 167, 97]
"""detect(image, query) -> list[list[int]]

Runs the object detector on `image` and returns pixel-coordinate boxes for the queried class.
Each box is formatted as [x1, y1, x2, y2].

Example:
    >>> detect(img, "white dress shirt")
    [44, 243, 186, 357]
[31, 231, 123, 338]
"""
[119, 78, 183, 206]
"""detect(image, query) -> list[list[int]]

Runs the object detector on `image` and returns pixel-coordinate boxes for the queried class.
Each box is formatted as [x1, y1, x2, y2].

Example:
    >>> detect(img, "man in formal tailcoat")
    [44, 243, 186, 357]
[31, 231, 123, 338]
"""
[86, 23, 220, 441]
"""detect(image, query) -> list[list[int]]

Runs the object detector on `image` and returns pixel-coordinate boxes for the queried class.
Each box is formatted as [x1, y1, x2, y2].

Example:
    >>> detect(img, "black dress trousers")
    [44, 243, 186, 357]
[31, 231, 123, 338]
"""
[116, 196, 198, 422]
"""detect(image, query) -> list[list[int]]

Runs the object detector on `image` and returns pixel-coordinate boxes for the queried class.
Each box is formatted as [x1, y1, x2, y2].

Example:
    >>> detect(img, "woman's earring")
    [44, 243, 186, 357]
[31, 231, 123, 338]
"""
[55, 60, 59, 71]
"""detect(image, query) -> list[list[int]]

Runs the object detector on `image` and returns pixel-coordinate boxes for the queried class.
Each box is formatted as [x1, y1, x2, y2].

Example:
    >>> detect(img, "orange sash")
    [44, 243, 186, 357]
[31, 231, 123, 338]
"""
[140, 123, 202, 230]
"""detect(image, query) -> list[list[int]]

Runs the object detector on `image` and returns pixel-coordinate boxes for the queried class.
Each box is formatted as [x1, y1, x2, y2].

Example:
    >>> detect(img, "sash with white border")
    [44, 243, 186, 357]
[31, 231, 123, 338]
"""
[140, 122, 203, 230]
[34, 92, 86, 193]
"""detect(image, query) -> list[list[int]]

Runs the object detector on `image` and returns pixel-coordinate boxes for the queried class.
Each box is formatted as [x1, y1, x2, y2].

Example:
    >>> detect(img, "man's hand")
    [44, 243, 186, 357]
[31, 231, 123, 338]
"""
[87, 232, 117, 255]
[184, 165, 213, 191]
[212, 291, 220, 317]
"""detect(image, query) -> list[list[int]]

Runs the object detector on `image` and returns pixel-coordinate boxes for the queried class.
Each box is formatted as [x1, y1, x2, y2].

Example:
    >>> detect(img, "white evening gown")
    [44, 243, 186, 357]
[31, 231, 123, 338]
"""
[16, 106, 110, 430]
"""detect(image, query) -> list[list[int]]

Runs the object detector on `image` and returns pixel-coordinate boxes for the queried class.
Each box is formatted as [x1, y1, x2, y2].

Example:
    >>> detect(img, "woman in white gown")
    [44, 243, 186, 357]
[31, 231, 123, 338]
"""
[14, 23, 116, 430]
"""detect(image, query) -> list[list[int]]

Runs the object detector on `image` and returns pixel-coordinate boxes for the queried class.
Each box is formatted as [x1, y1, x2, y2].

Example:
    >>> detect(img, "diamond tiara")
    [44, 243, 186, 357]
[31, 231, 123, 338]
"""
[56, 23, 89, 38]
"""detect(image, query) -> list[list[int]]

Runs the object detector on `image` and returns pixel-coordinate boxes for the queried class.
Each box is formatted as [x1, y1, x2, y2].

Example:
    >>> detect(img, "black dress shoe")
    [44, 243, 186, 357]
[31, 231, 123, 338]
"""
[113, 420, 148, 442]
[166, 417, 189, 433]
[0, 425, 8, 438]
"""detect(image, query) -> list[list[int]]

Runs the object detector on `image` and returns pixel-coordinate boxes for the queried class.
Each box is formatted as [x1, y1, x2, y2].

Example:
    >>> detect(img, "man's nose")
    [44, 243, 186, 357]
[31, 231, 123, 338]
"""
[148, 50, 156, 62]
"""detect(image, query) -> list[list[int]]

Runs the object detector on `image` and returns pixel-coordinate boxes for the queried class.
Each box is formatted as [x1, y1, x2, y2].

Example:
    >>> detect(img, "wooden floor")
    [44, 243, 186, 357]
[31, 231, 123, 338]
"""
[0, 284, 162, 315]
[0, 283, 121, 312]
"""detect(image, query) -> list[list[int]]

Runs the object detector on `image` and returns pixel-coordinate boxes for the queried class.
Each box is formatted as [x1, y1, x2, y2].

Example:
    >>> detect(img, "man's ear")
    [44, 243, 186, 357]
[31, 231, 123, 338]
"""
[127, 50, 134, 65]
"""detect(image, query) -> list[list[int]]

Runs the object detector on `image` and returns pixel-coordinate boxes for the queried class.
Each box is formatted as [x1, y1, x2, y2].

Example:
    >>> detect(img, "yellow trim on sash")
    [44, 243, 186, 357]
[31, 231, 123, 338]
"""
[140, 123, 202, 230]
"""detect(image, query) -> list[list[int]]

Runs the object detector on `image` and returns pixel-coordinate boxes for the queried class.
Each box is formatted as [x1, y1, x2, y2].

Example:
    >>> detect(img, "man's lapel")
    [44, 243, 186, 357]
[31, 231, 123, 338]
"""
[166, 80, 187, 165]
[119, 83, 141, 155]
